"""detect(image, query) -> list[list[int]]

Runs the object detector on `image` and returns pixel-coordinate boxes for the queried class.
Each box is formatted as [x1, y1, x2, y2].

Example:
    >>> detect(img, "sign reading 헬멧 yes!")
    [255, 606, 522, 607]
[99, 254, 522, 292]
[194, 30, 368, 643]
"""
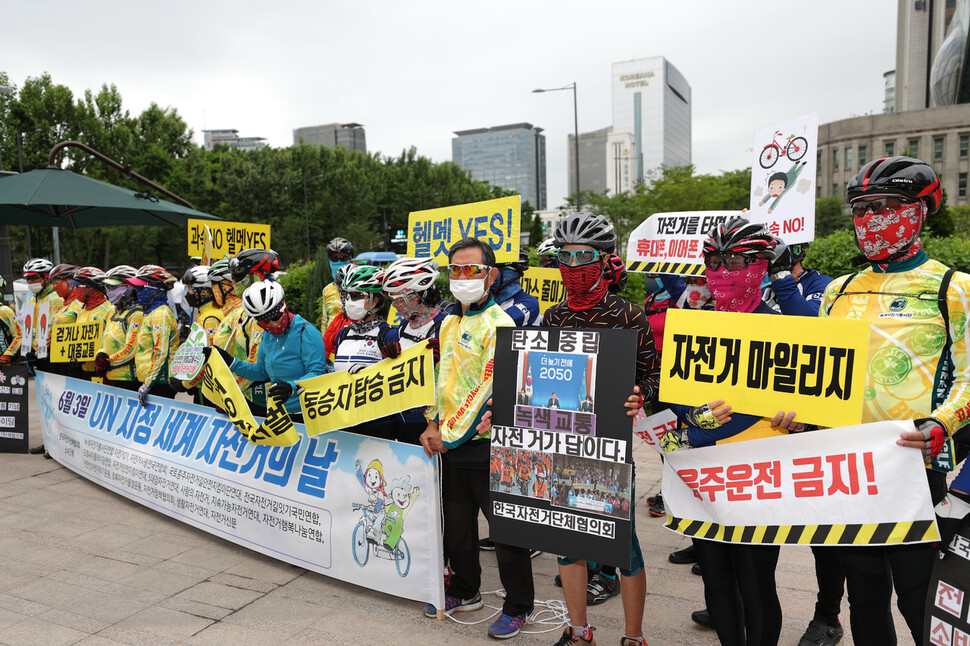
[407, 195, 520, 265]
[521, 267, 566, 314]
[50, 320, 105, 363]
[187, 218, 271, 258]
[298, 343, 435, 435]
[660, 309, 870, 428]
[625, 210, 740, 276]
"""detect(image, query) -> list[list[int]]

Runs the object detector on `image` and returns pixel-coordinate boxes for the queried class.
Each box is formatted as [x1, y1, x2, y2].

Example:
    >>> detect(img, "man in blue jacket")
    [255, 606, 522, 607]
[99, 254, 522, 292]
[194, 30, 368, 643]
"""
[767, 242, 832, 317]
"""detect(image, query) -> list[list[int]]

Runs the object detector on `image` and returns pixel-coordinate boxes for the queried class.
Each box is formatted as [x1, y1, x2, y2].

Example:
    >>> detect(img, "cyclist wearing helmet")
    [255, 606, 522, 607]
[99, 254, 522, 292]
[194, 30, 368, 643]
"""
[70, 267, 116, 379]
[537, 238, 559, 268]
[818, 156, 970, 646]
[767, 240, 832, 317]
[322, 263, 354, 361]
[0, 276, 22, 367]
[209, 281, 327, 421]
[663, 216, 802, 646]
[126, 265, 180, 406]
[229, 248, 279, 293]
[94, 266, 143, 392]
[333, 264, 400, 440]
[182, 266, 223, 345]
[48, 263, 80, 329]
[321, 237, 354, 332]
[23, 258, 61, 455]
[382, 257, 448, 444]
[491, 250, 540, 327]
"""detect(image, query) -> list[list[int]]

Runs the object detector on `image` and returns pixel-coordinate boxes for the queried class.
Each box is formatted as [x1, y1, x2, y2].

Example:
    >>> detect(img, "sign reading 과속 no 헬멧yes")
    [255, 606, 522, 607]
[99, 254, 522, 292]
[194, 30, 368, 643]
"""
[187, 219, 271, 259]
[521, 267, 565, 314]
[660, 308, 870, 429]
[407, 196, 520, 265]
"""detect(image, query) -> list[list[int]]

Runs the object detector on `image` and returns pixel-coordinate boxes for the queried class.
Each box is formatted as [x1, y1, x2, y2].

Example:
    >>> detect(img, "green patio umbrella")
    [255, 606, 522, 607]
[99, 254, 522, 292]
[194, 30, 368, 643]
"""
[0, 167, 220, 228]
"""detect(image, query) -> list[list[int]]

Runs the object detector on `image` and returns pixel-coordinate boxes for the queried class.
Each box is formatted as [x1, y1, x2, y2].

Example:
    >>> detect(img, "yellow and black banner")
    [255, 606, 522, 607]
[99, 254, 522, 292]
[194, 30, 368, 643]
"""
[187, 218, 271, 259]
[200, 351, 300, 446]
[625, 261, 704, 276]
[298, 343, 435, 435]
[665, 516, 939, 545]
[50, 320, 105, 363]
[521, 267, 566, 314]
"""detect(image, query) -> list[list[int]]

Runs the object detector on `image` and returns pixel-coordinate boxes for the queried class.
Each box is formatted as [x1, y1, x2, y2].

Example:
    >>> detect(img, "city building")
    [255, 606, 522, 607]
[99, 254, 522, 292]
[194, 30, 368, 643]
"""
[567, 127, 638, 197]
[202, 129, 267, 151]
[452, 123, 547, 210]
[293, 123, 367, 154]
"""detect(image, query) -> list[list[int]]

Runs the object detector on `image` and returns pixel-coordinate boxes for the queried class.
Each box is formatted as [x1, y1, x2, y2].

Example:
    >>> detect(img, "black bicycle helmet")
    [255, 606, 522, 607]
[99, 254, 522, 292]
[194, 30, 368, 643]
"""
[326, 237, 355, 260]
[553, 212, 616, 252]
[846, 156, 942, 214]
[500, 250, 530, 274]
[703, 217, 774, 257]
[229, 248, 280, 282]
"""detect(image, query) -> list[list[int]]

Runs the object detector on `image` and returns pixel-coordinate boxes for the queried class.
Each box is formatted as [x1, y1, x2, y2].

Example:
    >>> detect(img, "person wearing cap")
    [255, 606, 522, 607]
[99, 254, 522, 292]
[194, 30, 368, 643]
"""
[0, 277, 23, 368]
[818, 156, 970, 645]
[127, 265, 181, 406]
[94, 266, 143, 392]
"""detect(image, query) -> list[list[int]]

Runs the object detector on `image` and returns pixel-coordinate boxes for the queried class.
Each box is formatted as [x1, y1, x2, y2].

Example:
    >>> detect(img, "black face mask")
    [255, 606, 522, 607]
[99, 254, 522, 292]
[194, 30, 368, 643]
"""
[185, 290, 212, 309]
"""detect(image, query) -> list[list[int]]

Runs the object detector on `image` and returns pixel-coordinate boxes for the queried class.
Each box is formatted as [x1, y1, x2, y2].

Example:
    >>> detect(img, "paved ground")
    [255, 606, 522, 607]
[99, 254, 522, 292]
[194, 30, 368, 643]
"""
[0, 385, 915, 646]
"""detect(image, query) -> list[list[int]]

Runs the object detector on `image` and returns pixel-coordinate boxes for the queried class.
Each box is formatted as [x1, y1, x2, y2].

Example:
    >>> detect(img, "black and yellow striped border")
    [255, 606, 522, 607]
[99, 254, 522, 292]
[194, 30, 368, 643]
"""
[665, 516, 939, 545]
[626, 261, 705, 276]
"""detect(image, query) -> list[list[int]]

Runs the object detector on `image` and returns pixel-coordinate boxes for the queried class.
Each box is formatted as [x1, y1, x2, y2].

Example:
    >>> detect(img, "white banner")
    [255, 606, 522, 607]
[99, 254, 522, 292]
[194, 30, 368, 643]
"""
[662, 421, 939, 545]
[624, 210, 739, 275]
[633, 408, 678, 454]
[35, 372, 444, 607]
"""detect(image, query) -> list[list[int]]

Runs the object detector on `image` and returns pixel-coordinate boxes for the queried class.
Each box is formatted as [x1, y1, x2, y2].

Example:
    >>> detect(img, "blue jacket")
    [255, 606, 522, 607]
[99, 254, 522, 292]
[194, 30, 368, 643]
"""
[230, 314, 329, 413]
[770, 268, 832, 317]
[497, 289, 541, 327]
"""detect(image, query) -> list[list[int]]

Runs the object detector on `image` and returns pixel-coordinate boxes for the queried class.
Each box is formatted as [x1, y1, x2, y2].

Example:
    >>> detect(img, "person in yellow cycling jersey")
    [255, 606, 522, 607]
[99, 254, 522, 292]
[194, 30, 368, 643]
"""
[320, 237, 353, 333]
[69, 267, 116, 379]
[94, 266, 143, 392]
[126, 265, 180, 406]
[179, 265, 224, 401]
[22, 258, 62, 455]
[819, 156, 970, 646]
[46, 264, 84, 379]
[0, 277, 23, 367]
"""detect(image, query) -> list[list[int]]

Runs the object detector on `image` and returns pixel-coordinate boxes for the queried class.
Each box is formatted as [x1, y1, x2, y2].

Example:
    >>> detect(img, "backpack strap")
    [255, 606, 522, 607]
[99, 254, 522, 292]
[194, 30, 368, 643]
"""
[824, 272, 860, 315]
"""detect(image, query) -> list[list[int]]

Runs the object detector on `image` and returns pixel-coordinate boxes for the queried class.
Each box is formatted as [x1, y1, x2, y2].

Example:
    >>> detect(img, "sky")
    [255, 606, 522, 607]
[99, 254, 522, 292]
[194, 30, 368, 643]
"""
[2, 0, 895, 209]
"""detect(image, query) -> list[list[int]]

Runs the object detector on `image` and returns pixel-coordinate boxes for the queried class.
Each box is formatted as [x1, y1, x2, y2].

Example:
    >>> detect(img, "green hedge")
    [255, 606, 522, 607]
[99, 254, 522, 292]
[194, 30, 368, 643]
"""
[804, 231, 970, 278]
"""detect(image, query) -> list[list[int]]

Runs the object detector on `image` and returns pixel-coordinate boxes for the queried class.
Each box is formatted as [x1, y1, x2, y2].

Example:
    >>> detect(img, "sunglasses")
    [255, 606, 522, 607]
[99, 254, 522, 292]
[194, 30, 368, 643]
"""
[556, 249, 603, 266]
[328, 253, 352, 262]
[704, 252, 762, 272]
[447, 264, 490, 278]
[254, 307, 284, 323]
[850, 196, 915, 218]
[345, 292, 371, 301]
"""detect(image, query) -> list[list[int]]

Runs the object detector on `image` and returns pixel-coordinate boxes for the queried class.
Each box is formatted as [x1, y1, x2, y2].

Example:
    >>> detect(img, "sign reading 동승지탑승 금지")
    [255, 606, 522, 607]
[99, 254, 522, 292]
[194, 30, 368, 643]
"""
[407, 196, 520, 265]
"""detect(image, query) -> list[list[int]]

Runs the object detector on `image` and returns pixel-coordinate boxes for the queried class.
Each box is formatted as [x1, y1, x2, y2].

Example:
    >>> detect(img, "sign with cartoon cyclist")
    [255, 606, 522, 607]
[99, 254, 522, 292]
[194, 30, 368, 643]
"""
[748, 113, 818, 245]
[352, 457, 422, 577]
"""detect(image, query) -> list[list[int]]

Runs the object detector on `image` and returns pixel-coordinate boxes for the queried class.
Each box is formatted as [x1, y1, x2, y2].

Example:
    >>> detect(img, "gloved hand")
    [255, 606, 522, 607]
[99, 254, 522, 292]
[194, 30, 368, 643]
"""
[202, 345, 233, 366]
[348, 363, 367, 375]
[171, 380, 188, 394]
[916, 417, 947, 461]
[26, 350, 37, 363]
[268, 382, 293, 401]
[137, 384, 150, 407]
[383, 339, 401, 359]
[768, 237, 793, 278]
[684, 403, 724, 429]
[0, 355, 11, 367]
[426, 338, 440, 364]
[94, 352, 110, 377]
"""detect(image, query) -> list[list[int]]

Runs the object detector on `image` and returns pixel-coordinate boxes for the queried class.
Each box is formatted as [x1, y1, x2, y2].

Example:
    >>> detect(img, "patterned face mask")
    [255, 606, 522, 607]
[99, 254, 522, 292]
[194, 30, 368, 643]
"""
[706, 260, 768, 313]
[852, 199, 926, 263]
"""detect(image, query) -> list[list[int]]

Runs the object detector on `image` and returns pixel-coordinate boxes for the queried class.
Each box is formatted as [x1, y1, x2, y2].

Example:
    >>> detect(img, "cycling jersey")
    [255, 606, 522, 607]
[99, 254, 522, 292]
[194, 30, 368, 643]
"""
[396, 310, 447, 351]
[333, 321, 395, 373]
[0, 305, 22, 360]
[103, 307, 143, 382]
[196, 301, 223, 344]
[496, 290, 541, 327]
[323, 311, 351, 360]
[770, 268, 833, 317]
[427, 298, 512, 448]
[76, 298, 115, 374]
[213, 305, 264, 405]
[135, 305, 179, 389]
[819, 254, 970, 446]
[320, 282, 343, 333]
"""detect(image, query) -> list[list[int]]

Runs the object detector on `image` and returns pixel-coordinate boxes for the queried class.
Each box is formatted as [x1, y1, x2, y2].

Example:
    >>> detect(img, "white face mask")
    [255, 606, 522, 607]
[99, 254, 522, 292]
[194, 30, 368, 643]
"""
[450, 278, 488, 305]
[27, 282, 43, 294]
[344, 298, 370, 321]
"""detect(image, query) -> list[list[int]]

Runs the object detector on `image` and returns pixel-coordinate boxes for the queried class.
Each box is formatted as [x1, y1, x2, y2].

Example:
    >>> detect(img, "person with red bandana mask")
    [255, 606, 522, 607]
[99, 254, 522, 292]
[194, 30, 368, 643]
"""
[207, 281, 327, 422]
[69, 267, 116, 380]
[818, 156, 970, 646]
[47, 264, 84, 379]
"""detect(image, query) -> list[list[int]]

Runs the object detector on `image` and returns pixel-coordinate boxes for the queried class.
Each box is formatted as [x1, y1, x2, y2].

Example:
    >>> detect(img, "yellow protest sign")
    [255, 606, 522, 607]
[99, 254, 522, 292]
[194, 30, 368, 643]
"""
[407, 195, 520, 265]
[200, 352, 300, 446]
[387, 304, 405, 327]
[298, 343, 435, 435]
[660, 309, 870, 428]
[521, 267, 565, 314]
[187, 219, 271, 259]
[50, 321, 105, 363]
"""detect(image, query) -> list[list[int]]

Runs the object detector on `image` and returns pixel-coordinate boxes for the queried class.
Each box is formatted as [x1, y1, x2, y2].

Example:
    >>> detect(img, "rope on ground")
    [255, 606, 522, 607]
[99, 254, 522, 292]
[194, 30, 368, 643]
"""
[442, 588, 569, 634]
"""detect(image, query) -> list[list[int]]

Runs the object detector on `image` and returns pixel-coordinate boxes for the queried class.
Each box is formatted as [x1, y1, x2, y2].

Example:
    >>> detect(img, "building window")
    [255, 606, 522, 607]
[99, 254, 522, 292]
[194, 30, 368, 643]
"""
[833, 183, 838, 197]
[859, 144, 867, 166]
[935, 137, 944, 161]
[816, 151, 821, 174]
[816, 185, 822, 198]
[885, 141, 895, 156]
[961, 172, 968, 198]
[961, 135, 968, 158]
[908, 138, 919, 158]
[845, 147, 853, 170]
[833, 149, 839, 170]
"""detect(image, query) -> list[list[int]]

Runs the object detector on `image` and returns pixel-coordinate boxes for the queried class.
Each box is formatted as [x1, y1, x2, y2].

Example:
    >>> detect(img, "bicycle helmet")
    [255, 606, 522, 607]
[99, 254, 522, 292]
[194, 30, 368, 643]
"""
[131, 264, 177, 289]
[242, 280, 285, 320]
[326, 237, 355, 260]
[846, 156, 942, 214]
[554, 212, 616, 252]
[381, 258, 439, 295]
[343, 264, 384, 294]
[48, 263, 78, 281]
[229, 248, 280, 282]
[207, 259, 234, 285]
[537, 239, 557, 256]
[703, 217, 774, 258]
[335, 263, 354, 290]
[23, 258, 53, 277]
[182, 265, 213, 288]
[105, 265, 137, 280]
[73, 266, 106, 287]
[500, 250, 530, 274]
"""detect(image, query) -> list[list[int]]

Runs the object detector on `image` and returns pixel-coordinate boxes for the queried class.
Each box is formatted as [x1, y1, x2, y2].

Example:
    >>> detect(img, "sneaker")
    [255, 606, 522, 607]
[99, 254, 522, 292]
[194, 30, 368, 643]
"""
[530, 549, 542, 559]
[423, 592, 483, 617]
[586, 573, 620, 606]
[619, 638, 645, 646]
[691, 563, 702, 576]
[646, 492, 661, 505]
[668, 545, 697, 564]
[553, 626, 596, 645]
[797, 618, 843, 646]
[480, 537, 496, 551]
[691, 608, 712, 628]
[648, 494, 665, 517]
[28, 444, 44, 455]
[487, 607, 532, 639]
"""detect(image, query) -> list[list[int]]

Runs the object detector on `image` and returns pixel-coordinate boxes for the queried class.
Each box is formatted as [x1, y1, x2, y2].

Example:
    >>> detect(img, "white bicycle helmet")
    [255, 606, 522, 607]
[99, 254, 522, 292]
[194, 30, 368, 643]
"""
[381, 258, 439, 295]
[537, 239, 557, 256]
[242, 281, 285, 320]
[23, 258, 53, 277]
[182, 265, 213, 288]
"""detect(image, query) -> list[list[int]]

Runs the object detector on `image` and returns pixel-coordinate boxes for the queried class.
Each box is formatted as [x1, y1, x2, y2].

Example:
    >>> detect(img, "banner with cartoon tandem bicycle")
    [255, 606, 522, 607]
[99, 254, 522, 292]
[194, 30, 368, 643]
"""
[407, 195, 520, 265]
[489, 327, 637, 568]
[34, 372, 445, 609]
[660, 308, 870, 429]
[662, 421, 939, 546]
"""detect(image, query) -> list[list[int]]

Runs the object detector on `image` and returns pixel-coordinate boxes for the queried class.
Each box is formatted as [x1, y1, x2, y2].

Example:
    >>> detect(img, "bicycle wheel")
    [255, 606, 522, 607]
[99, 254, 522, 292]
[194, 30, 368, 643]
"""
[352, 522, 370, 567]
[759, 145, 781, 169]
[395, 537, 412, 578]
[787, 137, 808, 162]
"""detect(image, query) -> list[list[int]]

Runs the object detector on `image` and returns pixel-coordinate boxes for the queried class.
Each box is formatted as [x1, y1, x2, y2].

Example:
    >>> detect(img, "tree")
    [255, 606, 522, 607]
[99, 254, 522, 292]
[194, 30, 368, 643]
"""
[815, 196, 847, 238]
